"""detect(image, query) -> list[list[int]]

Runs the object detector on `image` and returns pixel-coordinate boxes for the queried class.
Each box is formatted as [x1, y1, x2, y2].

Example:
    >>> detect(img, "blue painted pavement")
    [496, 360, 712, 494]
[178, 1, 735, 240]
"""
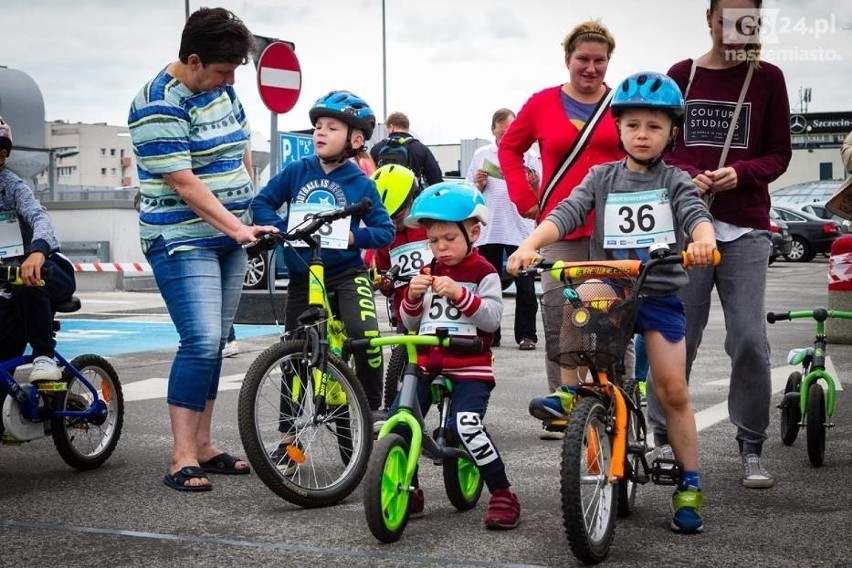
[50, 320, 281, 360]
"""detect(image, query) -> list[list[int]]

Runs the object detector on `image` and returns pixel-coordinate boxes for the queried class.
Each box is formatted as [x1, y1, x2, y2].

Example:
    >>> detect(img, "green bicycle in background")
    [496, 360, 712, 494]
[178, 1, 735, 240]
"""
[768, 307, 852, 467]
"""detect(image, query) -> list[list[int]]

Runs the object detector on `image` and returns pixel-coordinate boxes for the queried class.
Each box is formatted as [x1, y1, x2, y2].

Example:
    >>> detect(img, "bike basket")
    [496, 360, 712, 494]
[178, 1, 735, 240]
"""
[540, 279, 639, 369]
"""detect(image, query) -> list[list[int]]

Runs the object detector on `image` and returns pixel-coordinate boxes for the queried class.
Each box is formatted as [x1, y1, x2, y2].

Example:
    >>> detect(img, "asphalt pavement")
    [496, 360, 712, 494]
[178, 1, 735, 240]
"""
[2, 258, 852, 567]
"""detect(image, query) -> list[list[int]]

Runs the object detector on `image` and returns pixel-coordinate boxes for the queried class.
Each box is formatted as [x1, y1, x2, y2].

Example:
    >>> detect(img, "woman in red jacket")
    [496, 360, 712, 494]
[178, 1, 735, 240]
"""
[498, 20, 622, 440]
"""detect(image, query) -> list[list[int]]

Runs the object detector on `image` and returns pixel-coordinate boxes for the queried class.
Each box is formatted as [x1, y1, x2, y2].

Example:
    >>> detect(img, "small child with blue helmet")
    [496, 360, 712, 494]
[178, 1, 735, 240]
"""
[396, 181, 521, 530]
[251, 90, 394, 419]
[507, 72, 718, 534]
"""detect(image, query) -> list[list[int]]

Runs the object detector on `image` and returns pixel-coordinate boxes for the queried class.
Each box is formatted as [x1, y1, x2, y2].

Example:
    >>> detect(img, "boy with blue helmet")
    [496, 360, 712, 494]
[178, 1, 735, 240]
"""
[397, 181, 521, 530]
[508, 72, 717, 534]
[251, 90, 393, 420]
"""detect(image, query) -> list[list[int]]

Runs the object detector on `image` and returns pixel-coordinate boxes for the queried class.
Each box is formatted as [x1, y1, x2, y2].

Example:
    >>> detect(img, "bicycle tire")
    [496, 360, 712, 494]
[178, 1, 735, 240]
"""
[806, 382, 826, 467]
[780, 372, 802, 446]
[51, 354, 124, 470]
[443, 449, 483, 511]
[383, 344, 406, 410]
[238, 340, 372, 508]
[561, 397, 617, 565]
[363, 433, 412, 543]
[617, 379, 639, 517]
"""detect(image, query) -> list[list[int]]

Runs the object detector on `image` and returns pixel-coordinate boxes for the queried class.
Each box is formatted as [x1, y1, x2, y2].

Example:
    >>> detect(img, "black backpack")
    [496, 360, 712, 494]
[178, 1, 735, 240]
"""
[376, 135, 414, 170]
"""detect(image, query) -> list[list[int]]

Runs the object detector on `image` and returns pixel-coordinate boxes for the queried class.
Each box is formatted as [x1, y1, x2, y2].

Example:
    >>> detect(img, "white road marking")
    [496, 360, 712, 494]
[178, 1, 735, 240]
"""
[122, 373, 245, 402]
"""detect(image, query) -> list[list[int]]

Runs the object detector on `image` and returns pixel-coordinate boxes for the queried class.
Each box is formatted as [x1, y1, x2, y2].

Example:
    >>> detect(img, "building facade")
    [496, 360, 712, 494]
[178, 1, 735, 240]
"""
[36, 121, 138, 191]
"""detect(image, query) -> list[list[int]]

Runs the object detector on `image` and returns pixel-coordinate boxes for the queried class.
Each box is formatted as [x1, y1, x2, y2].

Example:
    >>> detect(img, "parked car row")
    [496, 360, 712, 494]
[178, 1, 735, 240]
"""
[770, 205, 842, 262]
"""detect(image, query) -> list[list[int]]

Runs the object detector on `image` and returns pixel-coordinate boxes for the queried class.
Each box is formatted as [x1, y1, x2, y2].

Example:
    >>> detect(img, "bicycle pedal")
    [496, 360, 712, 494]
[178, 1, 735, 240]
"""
[34, 381, 67, 393]
[650, 458, 682, 486]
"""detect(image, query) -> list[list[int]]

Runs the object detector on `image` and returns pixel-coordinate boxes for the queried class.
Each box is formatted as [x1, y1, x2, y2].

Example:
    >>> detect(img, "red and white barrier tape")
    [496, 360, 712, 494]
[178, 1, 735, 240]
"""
[73, 262, 152, 273]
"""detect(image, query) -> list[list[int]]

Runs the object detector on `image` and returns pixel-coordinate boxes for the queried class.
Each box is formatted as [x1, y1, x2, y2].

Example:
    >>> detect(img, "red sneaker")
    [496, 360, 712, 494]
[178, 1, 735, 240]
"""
[484, 488, 521, 530]
[410, 488, 425, 518]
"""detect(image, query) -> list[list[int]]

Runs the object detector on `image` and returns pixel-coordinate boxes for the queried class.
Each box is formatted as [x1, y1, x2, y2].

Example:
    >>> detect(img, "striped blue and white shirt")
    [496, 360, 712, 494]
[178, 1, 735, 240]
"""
[128, 68, 252, 254]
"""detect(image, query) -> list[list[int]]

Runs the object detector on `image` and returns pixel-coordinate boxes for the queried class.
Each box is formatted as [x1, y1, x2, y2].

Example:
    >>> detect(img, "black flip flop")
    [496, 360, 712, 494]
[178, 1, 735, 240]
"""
[200, 452, 251, 475]
[163, 466, 213, 492]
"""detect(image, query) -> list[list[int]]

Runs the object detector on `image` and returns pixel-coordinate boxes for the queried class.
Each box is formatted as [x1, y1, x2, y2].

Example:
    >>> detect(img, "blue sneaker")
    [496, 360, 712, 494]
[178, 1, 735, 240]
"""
[671, 486, 704, 534]
[529, 386, 575, 421]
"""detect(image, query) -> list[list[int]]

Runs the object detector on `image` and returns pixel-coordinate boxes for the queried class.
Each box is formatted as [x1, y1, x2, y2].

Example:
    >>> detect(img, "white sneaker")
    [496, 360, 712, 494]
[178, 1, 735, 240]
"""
[30, 356, 61, 382]
[222, 340, 240, 358]
[646, 443, 675, 466]
[742, 453, 775, 488]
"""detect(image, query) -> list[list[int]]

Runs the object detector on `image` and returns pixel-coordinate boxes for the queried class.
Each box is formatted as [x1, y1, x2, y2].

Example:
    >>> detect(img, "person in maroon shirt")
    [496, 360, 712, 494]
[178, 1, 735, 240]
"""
[645, 0, 791, 490]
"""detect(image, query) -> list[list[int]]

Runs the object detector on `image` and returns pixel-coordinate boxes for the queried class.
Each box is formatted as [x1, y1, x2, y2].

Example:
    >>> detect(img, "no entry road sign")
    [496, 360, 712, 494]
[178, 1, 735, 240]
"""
[256, 42, 302, 114]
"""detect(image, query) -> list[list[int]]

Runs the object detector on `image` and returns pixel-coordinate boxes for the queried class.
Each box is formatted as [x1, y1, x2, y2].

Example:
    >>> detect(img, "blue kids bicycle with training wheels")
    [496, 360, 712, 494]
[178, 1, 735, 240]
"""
[0, 263, 124, 469]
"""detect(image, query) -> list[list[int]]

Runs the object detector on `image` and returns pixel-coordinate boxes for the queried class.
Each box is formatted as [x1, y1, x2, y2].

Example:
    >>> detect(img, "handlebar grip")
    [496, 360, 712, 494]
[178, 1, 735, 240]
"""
[447, 336, 484, 353]
[344, 338, 373, 352]
[244, 233, 278, 255]
[766, 311, 790, 324]
[680, 249, 722, 268]
[387, 264, 402, 281]
[340, 198, 372, 218]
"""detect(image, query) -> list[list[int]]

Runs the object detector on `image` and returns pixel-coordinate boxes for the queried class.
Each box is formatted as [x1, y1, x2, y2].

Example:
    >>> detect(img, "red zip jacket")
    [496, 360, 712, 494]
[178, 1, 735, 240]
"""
[498, 85, 622, 239]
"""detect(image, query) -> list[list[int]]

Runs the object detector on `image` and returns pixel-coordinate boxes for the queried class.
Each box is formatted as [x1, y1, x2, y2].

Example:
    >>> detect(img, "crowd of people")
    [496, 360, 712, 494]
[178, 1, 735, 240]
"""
[6, 0, 835, 539]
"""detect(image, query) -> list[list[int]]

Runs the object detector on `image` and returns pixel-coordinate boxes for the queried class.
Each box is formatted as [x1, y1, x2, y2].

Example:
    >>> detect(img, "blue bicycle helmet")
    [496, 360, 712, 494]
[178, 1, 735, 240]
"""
[611, 72, 684, 123]
[404, 181, 488, 228]
[309, 90, 376, 139]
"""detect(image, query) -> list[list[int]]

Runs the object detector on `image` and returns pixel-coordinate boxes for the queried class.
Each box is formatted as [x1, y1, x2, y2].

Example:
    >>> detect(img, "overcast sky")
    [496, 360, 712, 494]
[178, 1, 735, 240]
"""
[4, 0, 850, 145]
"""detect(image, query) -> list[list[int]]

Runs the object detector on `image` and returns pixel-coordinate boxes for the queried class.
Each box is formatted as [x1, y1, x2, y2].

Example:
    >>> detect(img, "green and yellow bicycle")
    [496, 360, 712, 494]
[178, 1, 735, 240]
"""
[237, 199, 374, 508]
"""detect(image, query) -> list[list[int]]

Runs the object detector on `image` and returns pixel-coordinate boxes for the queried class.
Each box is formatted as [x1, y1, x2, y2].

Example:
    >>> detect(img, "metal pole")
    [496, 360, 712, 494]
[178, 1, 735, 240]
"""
[185, 0, 190, 20]
[382, 0, 387, 120]
[271, 114, 279, 177]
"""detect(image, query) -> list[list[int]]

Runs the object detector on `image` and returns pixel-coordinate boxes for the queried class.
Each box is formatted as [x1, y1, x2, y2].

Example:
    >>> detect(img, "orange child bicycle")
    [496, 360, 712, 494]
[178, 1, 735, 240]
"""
[522, 244, 720, 565]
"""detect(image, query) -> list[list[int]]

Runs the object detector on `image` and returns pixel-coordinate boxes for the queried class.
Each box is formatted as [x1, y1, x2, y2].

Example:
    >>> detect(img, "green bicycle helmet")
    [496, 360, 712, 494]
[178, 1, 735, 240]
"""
[371, 164, 417, 217]
[612, 72, 684, 124]
[309, 90, 376, 139]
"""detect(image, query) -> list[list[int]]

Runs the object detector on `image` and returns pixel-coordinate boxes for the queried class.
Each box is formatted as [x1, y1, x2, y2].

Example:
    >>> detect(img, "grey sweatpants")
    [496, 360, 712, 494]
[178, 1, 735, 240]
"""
[646, 230, 773, 455]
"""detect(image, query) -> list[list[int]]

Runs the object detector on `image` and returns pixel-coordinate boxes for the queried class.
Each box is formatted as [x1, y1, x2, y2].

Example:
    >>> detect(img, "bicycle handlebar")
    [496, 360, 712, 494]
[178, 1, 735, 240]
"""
[345, 333, 484, 354]
[246, 198, 373, 254]
[520, 249, 721, 281]
[766, 308, 852, 324]
[0, 264, 47, 286]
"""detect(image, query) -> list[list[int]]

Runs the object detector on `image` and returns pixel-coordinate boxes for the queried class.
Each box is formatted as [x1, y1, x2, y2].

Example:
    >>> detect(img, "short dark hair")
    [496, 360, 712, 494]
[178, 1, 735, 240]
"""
[491, 108, 515, 129]
[179, 7, 255, 66]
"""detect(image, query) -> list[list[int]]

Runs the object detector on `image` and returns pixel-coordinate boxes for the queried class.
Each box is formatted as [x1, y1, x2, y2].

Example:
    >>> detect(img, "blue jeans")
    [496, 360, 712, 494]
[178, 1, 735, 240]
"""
[146, 237, 247, 411]
[646, 230, 772, 453]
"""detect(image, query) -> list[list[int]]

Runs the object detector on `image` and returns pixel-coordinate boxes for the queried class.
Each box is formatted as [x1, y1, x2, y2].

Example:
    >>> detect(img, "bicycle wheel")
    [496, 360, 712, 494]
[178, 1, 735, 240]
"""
[617, 379, 640, 517]
[383, 344, 406, 410]
[238, 340, 372, 508]
[780, 372, 802, 446]
[443, 450, 483, 511]
[51, 354, 124, 470]
[806, 382, 826, 467]
[561, 397, 617, 565]
[363, 433, 412, 543]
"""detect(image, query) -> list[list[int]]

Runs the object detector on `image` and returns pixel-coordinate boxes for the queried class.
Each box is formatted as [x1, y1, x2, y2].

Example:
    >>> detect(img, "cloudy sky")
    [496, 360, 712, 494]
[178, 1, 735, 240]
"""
[4, 0, 850, 145]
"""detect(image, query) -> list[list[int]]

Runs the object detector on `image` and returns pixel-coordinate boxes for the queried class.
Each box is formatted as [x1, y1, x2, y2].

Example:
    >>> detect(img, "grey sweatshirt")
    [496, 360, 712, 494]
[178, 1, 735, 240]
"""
[545, 158, 711, 295]
[0, 167, 60, 256]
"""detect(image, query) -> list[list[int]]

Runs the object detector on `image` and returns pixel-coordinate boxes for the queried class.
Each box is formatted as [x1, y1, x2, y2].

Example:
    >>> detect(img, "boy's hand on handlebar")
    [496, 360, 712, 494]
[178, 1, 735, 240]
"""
[506, 246, 538, 276]
[21, 252, 46, 286]
[685, 240, 717, 267]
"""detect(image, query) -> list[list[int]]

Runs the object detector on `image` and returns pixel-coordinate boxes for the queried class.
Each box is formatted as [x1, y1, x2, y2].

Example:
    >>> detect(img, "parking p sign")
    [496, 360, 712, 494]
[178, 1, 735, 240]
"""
[279, 132, 314, 169]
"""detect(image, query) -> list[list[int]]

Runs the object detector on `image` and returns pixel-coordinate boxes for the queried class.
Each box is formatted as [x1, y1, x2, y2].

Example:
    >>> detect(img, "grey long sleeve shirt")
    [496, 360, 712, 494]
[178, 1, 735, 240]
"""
[545, 158, 711, 295]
